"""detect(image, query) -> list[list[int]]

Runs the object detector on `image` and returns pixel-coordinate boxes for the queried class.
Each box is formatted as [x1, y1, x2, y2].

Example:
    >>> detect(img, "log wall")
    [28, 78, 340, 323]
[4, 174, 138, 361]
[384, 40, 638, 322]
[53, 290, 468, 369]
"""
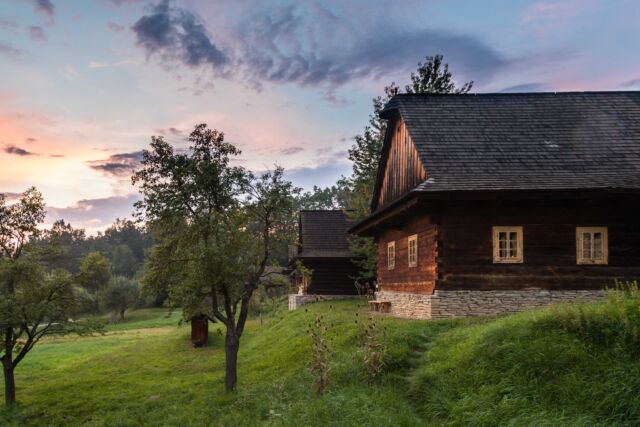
[376, 216, 438, 295]
[437, 198, 640, 290]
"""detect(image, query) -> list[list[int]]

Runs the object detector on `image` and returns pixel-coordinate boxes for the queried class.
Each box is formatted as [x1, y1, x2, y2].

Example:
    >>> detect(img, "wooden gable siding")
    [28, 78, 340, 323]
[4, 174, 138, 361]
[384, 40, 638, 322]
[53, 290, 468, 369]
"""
[377, 118, 427, 209]
[376, 215, 438, 294]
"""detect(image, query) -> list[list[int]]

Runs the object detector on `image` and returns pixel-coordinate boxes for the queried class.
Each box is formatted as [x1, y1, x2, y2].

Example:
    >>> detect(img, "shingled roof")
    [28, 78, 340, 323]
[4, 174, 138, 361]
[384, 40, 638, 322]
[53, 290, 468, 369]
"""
[297, 210, 355, 258]
[375, 91, 640, 204]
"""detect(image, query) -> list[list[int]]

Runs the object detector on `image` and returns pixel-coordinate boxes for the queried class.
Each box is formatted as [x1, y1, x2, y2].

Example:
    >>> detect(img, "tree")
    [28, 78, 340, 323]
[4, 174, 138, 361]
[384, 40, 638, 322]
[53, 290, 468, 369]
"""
[0, 188, 94, 405]
[133, 123, 299, 392]
[110, 244, 138, 278]
[298, 185, 348, 210]
[100, 276, 139, 322]
[404, 54, 473, 94]
[343, 54, 473, 287]
[76, 251, 111, 294]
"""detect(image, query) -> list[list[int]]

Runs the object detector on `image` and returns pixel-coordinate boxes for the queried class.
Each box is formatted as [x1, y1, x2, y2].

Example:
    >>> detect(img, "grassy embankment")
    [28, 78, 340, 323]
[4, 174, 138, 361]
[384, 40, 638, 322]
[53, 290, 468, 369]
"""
[1, 289, 640, 426]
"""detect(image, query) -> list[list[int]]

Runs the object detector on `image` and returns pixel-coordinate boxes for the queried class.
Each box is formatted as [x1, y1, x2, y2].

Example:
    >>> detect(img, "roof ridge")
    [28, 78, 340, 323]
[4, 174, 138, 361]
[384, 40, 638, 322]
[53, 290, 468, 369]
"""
[390, 90, 640, 97]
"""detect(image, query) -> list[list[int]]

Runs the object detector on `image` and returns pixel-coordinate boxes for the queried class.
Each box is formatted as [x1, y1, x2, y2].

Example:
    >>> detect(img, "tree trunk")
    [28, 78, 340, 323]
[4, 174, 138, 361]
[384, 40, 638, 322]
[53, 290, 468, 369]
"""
[224, 333, 240, 392]
[120, 308, 126, 322]
[3, 363, 15, 405]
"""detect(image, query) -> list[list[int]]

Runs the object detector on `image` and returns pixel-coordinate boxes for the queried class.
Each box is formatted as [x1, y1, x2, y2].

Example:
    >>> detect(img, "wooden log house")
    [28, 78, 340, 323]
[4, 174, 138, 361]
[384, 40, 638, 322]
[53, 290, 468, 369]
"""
[350, 91, 640, 319]
[289, 210, 361, 309]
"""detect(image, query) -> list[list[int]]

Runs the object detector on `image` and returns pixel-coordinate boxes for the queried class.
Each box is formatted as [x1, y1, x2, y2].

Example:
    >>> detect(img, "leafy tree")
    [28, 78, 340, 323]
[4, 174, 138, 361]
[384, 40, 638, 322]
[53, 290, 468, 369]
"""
[110, 244, 138, 278]
[404, 54, 473, 94]
[37, 219, 87, 273]
[298, 185, 348, 210]
[102, 218, 151, 264]
[76, 251, 111, 294]
[133, 123, 299, 392]
[100, 276, 139, 322]
[0, 188, 96, 405]
[343, 54, 473, 287]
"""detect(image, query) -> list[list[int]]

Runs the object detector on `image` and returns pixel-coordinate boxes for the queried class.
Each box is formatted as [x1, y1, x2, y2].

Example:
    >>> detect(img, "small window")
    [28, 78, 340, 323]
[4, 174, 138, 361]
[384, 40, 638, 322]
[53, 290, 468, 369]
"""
[492, 226, 523, 263]
[387, 241, 395, 270]
[408, 234, 418, 267]
[576, 227, 608, 265]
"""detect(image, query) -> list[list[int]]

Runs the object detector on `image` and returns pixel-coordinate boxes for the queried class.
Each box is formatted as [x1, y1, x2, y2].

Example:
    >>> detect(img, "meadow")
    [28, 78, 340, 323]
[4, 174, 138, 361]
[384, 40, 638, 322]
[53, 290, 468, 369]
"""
[1, 293, 640, 426]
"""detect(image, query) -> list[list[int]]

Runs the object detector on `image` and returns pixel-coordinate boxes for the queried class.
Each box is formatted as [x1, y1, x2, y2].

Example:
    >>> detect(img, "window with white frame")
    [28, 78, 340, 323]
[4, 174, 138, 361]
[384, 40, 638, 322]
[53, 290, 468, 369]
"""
[387, 241, 395, 270]
[492, 226, 523, 263]
[576, 227, 608, 265]
[408, 234, 418, 267]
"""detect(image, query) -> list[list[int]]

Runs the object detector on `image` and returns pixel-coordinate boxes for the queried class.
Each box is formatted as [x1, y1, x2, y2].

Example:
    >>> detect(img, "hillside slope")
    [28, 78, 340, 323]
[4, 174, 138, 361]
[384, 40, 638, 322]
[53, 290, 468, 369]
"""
[1, 292, 640, 426]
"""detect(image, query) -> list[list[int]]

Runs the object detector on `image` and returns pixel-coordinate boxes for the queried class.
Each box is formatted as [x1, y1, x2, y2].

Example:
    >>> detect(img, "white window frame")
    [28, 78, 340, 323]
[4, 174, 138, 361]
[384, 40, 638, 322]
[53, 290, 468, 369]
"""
[576, 227, 608, 265]
[408, 234, 418, 267]
[387, 241, 395, 270]
[492, 226, 524, 264]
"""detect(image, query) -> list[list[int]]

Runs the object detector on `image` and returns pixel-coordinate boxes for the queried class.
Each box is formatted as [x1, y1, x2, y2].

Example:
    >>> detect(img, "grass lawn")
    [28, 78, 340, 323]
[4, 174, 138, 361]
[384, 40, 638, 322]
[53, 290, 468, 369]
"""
[1, 295, 640, 426]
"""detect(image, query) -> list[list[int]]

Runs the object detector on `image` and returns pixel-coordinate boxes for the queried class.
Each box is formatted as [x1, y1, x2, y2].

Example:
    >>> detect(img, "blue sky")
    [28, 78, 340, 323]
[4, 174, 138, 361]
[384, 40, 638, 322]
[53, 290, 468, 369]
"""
[1, 0, 639, 232]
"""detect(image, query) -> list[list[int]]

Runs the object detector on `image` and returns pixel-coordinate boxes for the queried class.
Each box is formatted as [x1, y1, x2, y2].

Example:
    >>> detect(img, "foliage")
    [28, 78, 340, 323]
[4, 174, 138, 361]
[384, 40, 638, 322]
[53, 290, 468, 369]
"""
[76, 251, 111, 293]
[298, 185, 348, 210]
[404, 54, 473, 94]
[342, 55, 474, 287]
[0, 188, 100, 405]
[35, 219, 151, 279]
[133, 123, 300, 392]
[99, 276, 139, 322]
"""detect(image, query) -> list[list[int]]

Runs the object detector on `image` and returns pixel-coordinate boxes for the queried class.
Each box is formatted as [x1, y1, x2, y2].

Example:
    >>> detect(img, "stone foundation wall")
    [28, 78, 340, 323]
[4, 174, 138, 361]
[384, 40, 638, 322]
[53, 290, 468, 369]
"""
[375, 291, 432, 319]
[376, 289, 605, 319]
[288, 294, 360, 310]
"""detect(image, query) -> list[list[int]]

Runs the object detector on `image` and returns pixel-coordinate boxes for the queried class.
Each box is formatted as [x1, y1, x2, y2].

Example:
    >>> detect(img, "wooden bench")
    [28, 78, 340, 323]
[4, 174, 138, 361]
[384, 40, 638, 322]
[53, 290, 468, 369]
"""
[368, 301, 391, 313]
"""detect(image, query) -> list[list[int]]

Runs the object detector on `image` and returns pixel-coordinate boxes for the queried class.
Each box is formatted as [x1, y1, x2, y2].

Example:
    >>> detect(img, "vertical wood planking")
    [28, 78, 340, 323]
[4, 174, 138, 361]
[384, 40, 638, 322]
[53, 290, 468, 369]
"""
[378, 118, 427, 209]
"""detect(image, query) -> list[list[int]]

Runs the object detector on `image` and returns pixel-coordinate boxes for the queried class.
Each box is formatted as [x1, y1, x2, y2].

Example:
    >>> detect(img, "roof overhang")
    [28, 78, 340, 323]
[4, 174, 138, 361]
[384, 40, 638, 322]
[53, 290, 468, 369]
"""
[350, 187, 640, 237]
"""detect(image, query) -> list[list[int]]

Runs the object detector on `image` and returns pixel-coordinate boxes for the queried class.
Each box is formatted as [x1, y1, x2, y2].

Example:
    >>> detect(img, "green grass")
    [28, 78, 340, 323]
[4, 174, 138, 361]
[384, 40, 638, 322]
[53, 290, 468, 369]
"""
[2, 293, 640, 426]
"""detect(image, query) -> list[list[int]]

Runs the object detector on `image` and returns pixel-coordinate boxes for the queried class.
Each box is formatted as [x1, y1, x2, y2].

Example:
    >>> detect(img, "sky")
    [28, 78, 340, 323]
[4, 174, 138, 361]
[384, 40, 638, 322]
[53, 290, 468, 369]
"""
[1, 0, 639, 233]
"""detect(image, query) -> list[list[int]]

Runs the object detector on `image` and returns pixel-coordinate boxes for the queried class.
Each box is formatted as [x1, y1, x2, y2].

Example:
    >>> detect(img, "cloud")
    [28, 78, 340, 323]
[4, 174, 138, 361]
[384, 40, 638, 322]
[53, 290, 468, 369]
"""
[25, 137, 37, 143]
[132, 1, 227, 72]
[280, 145, 305, 156]
[0, 192, 22, 202]
[58, 65, 80, 79]
[129, 1, 509, 89]
[107, 22, 126, 33]
[87, 151, 144, 177]
[521, 0, 593, 24]
[620, 79, 640, 89]
[285, 162, 351, 191]
[89, 59, 136, 68]
[28, 0, 55, 20]
[4, 145, 37, 156]
[46, 194, 141, 234]
[27, 25, 46, 41]
[0, 41, 25, 59]
[0, 19, 19, 33]
[500, 82, 551, 93]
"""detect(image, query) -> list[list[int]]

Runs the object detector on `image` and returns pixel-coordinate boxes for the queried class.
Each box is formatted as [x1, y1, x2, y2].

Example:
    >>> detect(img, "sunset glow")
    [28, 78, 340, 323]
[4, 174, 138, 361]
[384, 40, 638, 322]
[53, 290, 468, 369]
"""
[1, 0, 639, 233]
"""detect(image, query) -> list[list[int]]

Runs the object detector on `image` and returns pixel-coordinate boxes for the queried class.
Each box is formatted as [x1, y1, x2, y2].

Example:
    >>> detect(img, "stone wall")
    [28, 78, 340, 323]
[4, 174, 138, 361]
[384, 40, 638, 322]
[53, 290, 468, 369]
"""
[376, 289, 605, 319]
[288, 294, 360, 310]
